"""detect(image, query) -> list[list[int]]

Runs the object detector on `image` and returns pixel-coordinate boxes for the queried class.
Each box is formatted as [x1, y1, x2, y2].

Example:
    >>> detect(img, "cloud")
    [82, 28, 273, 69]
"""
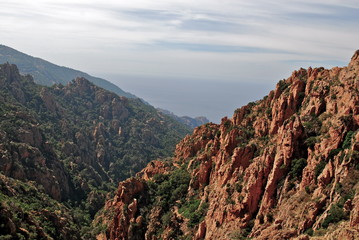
[0, 0, 358, 79]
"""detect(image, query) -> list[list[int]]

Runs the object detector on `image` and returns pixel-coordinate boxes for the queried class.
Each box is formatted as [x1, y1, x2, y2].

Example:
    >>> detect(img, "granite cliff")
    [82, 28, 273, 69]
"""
[98, 50, 359, 240]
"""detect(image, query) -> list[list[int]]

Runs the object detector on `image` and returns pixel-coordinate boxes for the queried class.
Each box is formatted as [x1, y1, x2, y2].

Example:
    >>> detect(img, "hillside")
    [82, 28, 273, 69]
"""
[98, 50, 359, 240]
[0, 44, 136, 98]
[0, 63, 190, 239]
[158, 108, 209, 128]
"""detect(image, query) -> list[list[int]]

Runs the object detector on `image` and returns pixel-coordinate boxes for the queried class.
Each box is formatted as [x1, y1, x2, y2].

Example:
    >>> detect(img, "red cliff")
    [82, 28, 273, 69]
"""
[98, 50, 359, 240]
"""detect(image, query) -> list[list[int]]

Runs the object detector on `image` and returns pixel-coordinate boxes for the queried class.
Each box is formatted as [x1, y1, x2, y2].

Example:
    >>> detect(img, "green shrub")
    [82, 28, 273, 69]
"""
[235, 183, 243, 193]
[342, 131, 354, 149]
[303, 117, 322, 136]
[289, 158, 307, 180]
[315, 161, 327, 178]
[328, 148, 342, 160]
[267, 213, 274, 223]
[305, 136, 319, 149]
[179, 199, 209, 228]
[322, 203, 348, 228]
[161, 211, 172, 226]
[151, 168, 191, 211]
[0, 235, 13, 240]
[278, 80, 290, 92]
[304, 228, 314, 236]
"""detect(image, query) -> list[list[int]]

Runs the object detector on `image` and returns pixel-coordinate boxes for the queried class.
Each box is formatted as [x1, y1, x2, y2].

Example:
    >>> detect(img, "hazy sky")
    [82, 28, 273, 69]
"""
[1, 0, 358, 122]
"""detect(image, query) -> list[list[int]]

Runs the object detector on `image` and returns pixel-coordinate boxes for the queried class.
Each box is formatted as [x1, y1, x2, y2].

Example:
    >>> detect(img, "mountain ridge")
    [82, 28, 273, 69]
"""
[0, 44, 211, 127]
[0, 44, 136, 98]
[157, 108, 209, 128]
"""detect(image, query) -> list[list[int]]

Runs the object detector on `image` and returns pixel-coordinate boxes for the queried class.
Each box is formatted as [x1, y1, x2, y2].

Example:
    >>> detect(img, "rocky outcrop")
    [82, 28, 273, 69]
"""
[104, 178, 145, 240]
[136, 160, 170, 181]
[100, 50, 359, 239]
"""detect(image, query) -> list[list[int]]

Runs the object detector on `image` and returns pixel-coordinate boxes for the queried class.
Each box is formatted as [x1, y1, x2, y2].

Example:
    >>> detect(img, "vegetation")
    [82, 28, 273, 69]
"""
[179, 199, 209, 228]
[0, 63, 190, 239]
[315, 160, 327, 178]
[303, 115, 322, 136]
[289, 158, 307, 180]
[0, 174, 81, 239]
[149, 168, 191, 211]
[321, 203, 347, 228]
[278, 79, 290, 92]
[342, 131, 354, 149]
[305, 136, 319, 149]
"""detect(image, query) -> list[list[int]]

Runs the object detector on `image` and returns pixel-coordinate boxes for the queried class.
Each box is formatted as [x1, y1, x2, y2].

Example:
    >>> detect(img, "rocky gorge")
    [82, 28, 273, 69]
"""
[0, 63, 190, 239]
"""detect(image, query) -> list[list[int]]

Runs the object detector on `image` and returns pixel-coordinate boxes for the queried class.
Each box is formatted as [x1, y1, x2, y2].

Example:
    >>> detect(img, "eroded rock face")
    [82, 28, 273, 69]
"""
[105, 178, 145, 240]
[136, 160, 170, 181]
[99, 50, 359, 239]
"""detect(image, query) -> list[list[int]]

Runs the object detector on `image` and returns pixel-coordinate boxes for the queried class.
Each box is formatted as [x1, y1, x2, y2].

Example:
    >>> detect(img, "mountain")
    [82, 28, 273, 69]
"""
[97, 50, 359, 240]
[158, 108, 209, 128]
[0, 44, 136, 98]
[0, 63, 190, 239]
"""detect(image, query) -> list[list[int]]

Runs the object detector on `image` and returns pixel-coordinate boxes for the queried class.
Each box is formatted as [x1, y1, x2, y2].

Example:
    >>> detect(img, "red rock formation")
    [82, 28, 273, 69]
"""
[107, 178, 145, 240]
[135, 160, 170, 181]
[99, 50, 359, 240]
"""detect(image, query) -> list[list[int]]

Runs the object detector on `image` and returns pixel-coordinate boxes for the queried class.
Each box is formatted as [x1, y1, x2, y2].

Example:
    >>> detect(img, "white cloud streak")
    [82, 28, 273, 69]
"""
[0, 1, 358, 80]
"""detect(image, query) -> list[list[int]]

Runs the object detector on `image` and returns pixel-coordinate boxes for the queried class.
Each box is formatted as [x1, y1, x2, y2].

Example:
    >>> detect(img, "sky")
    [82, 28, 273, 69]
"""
[1, 0, 358, 122]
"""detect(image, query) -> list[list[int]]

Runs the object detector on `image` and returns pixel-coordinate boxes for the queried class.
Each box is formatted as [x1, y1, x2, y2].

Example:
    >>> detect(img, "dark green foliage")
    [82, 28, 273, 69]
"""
[304, 228, 314, 236]
[303, 116, 322, 136]
[0, 175, 80, 239]
[179, 199, 209, 228]
[134, 168, 192, 238]
[242, 220, 254, 239]
[342, 131, 354, 149]
[328, 148, 342, 160]
[224, 119, 233, 133]
[315, 161, 327, 178]
[266, 108, 272, 120]
[305, 186, 311, 194]
[289, 158, 307, 180]
[305, 136, 319, 149]
[278, 79, 290, 92]
[235, 182, 243, 193]
[143, 167, 207, 236]
[161, 211, 173, 226]
[321, 203, 348, 228]
[297, 91, 306, 109]
[149, 168, 191, 211]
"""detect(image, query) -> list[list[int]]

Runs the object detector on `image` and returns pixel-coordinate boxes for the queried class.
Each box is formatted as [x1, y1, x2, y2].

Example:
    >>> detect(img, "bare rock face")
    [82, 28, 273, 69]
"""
[99, 177, 145, 240]
[99, 50, 359, 239]
[136, 160, 170, 181]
